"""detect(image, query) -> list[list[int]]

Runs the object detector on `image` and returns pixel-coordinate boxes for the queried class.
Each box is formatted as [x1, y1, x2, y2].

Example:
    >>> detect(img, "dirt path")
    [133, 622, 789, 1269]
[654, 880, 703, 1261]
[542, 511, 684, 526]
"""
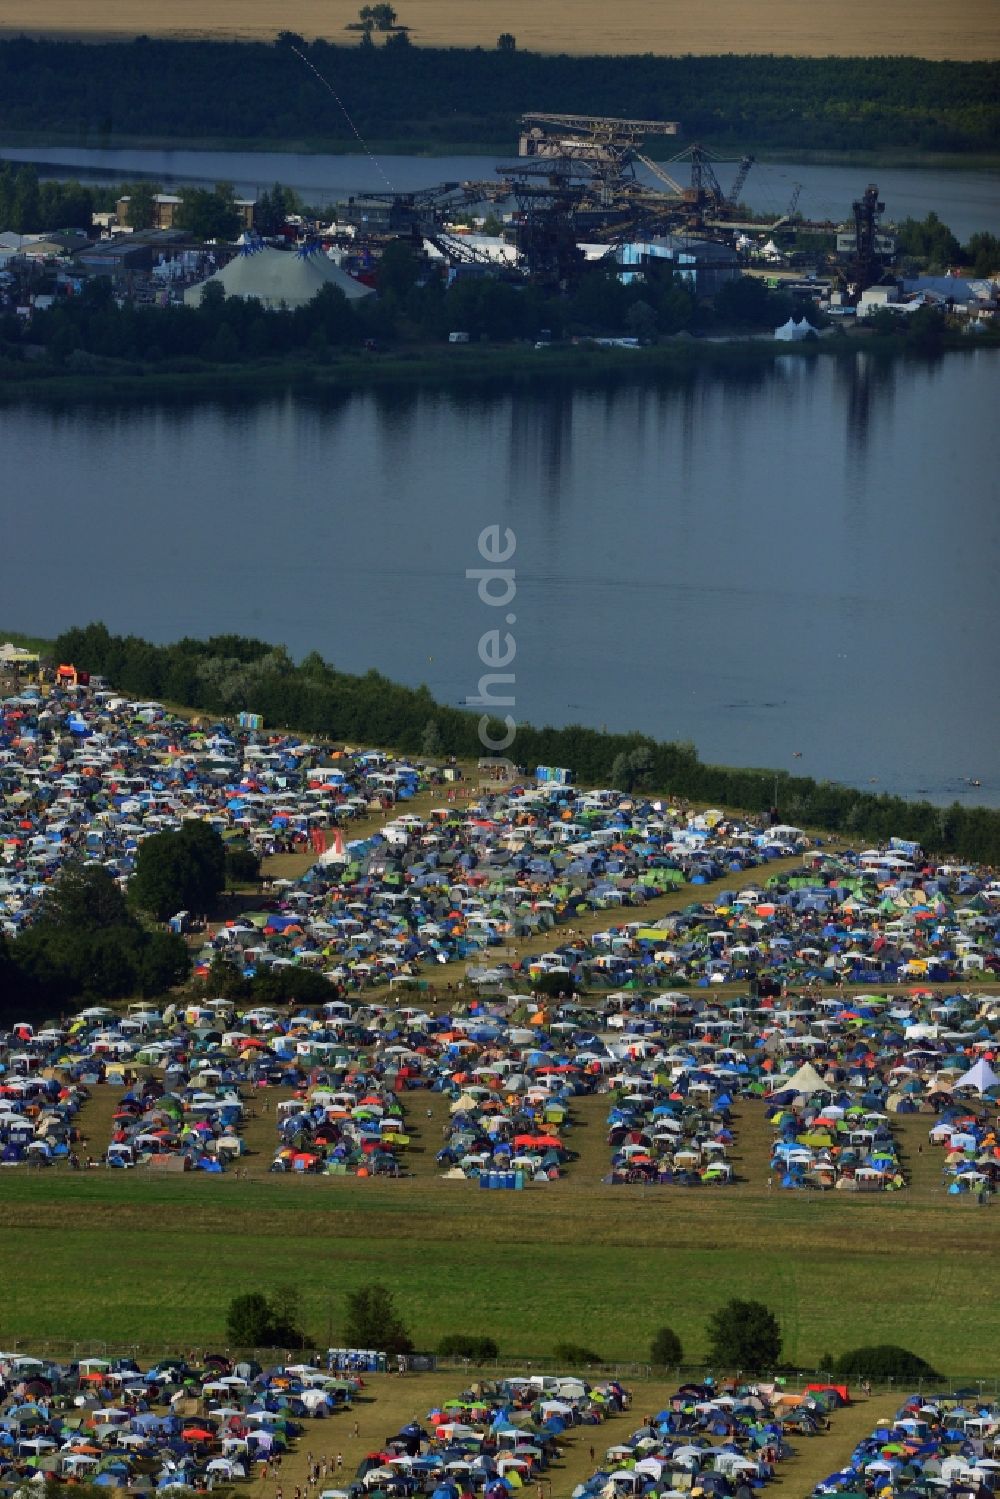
[403, 1089, 452, 1179]
[74, 1083, 123, 1167]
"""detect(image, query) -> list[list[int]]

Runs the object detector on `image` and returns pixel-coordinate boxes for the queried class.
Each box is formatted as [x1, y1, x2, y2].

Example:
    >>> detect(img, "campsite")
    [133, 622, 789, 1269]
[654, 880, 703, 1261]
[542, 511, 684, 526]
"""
[2, 669, 1000, 1447]
[0, 1352, 919, 1499]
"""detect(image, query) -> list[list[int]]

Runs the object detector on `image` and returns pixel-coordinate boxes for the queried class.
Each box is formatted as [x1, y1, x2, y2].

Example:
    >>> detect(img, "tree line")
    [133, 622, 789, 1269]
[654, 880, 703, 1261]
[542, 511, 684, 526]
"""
[2, 249, 830, 374]
[51, 621, 1000, 864]
[0, 38, 995, 155]
[0, 162, 306, 238]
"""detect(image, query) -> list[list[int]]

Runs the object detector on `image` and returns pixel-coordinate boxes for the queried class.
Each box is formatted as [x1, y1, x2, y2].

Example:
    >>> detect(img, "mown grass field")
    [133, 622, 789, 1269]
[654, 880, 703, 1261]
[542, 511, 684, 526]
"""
[0, 0, 995, 59]
[2, 1148, 996, 1374]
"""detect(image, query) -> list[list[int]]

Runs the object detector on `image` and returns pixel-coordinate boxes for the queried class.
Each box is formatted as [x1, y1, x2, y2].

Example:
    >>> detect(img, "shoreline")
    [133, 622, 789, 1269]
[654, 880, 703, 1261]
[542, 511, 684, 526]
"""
[1, 332, 997, 405]
[2, 131, 999, 171]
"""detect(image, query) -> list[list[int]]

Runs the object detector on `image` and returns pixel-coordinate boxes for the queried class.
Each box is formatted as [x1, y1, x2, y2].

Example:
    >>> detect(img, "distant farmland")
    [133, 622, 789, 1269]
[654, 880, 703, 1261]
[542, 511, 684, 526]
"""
[1, 0, 996, 60]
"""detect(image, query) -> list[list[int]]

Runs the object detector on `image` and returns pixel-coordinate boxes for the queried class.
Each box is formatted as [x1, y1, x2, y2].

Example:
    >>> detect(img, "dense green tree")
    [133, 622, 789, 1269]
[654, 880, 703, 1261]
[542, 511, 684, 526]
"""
[226, 1288, 304, 1347]
[553, 1341, 603, 1364]
[39, 862, 130, 933]
[256, 181, 299, 235]
[714, 275, 775, 328]
[130, 821, 226, 920]
[896, 211, 963, 270]
[420, 719, 443, 759]
[0, 43, 996, 155]
[966, 230, 1000, 277]
[225, 844, 262, 886]
[138, 930, 192, 996]
[205, 951, 252, 999]
[706, 1299, 782, 1370]
[377, 238, 423, 301]
[343, 1284, 413, 1354]
[438, 1333, 500, 1358]
[250, 966, 336, 1004]
[176, 183, 240, 241]
[122, 180, 158, 231]
[358, 3, 397, 30]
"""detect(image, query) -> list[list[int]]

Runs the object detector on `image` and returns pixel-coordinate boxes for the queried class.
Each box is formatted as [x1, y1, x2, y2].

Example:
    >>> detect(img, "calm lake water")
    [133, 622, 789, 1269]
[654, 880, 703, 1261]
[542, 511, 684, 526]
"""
[4, 351, 999, 805]
[3, 144, 998, 241]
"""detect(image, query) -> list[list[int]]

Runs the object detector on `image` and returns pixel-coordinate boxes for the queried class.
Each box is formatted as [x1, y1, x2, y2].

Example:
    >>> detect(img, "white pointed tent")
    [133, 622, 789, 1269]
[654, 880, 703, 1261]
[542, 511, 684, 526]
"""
[184, 245, 373, 310]
[775, 1061, 828, 1096]
[954, 1057, 1000, 1095]
[774, 316, 813, 342]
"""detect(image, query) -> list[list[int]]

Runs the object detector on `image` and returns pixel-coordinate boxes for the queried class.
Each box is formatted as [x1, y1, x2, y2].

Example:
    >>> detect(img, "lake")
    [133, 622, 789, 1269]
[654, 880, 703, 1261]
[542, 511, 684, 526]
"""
[2, 144, 998, 241]
[4, 349, 998, 806]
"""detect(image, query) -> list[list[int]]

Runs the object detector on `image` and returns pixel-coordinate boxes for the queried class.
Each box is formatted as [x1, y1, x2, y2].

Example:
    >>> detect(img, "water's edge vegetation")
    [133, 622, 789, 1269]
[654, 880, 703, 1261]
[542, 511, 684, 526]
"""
[2, 331, 996, 405]
[29, 621, 1000, 863]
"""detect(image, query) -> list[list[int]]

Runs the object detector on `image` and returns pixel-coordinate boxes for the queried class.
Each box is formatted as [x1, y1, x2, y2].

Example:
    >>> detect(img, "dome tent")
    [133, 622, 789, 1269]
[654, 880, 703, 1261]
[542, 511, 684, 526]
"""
[184, 243, 373, 310]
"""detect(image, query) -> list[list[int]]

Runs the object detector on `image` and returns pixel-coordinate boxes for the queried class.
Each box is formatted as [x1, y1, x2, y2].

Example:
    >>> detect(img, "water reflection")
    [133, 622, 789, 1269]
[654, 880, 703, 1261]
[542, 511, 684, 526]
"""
[3, 352, 996, 803]
[507, 384, 574, 516]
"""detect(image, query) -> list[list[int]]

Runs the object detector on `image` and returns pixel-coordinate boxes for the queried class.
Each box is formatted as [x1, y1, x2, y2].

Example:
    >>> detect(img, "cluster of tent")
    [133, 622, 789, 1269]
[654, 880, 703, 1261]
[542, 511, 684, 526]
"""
[607, 1087, 735, 1186]
[814, 1391, 1000, 1499]
[510, 844, 1000, 991]
[0, 680, 429, 939]
[765, 1067, 905, 1190]
[572, 1379, 847, 1499]
[0, 1351, 361, 1491]
[273, 1082, 410, 1175]
[203, 790, 799, 994]
[437, 1076, 575, 1183]
[107, 1077, 244, 1171]
[356, 1375, 628, 1497]
[6, 977, 1000, 1184]
[0, 1073, 86, 1165]
[927, 1061, 1000, 1193]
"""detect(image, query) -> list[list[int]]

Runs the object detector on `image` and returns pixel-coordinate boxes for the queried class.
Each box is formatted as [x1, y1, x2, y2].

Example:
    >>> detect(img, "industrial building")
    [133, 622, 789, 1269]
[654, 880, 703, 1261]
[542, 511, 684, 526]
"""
[618, 235, 740, 296]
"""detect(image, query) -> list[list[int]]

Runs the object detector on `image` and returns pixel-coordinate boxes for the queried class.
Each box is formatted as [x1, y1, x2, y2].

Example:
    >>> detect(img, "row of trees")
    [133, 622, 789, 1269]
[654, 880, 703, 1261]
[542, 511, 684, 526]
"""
[226, 1283, 412, 1352]
[50, 621, 1000, 863]
[222, 1287, 938, 1381]
[0, 39, 995, 154]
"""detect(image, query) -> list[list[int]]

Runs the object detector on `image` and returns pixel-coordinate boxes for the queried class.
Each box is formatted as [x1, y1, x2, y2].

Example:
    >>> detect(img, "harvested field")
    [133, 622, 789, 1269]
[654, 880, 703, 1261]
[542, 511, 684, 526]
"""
[0, 0, 996, 60]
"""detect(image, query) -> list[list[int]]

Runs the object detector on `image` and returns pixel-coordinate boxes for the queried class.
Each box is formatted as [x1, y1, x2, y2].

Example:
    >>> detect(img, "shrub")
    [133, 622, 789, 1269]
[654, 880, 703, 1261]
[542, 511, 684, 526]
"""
[650, 1326, 684, 1366]
[553, 1341, 603, 1365]
[833, 1346, 939, 1381]
[438, 1333, 500, 1360]
[343, 1283, 413, 1355]
[225, 844, 261, 885]
[531, 971, 579, 998]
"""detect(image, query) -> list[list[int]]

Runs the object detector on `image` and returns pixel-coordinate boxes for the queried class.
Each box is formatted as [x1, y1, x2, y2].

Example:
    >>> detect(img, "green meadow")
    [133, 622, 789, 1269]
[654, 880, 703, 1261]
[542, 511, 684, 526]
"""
[3, 1153, 996, 1373]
